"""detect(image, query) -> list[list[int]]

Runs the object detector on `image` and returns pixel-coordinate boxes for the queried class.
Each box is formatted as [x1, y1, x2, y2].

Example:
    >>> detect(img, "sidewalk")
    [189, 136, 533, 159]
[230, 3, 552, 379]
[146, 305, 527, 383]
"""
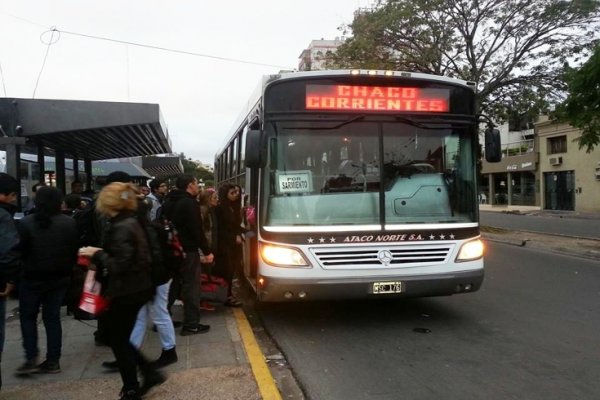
[479, 204, 540, 214]
[1, 300, 268, 400]
[479, 204, 600, 220]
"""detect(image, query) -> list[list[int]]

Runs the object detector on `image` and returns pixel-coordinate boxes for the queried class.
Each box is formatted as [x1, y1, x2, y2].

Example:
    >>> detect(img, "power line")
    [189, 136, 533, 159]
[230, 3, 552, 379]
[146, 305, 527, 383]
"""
[0, 11, 50, 29]
[1, 11, 294, 70]
[32, 28, 56, 98]
[51, 28, 294, 70]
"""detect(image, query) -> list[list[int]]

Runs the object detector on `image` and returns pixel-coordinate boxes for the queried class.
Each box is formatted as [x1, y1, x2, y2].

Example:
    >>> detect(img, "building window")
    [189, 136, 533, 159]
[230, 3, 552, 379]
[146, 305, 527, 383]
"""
[547, 136, 567, 154]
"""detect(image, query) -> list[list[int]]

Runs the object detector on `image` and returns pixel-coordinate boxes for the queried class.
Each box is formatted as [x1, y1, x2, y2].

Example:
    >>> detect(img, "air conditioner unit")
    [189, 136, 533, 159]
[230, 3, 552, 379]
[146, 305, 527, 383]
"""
[549, 156, 562, 166]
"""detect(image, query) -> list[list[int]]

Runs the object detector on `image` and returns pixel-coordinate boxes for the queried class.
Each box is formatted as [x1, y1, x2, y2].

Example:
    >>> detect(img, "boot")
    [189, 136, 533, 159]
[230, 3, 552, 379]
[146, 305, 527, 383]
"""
[151, 347, 178, 369]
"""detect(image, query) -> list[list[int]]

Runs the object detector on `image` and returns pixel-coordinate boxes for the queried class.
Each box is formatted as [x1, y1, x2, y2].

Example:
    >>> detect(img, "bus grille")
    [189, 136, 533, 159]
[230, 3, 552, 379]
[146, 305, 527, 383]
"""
[311, 244, 455, 269]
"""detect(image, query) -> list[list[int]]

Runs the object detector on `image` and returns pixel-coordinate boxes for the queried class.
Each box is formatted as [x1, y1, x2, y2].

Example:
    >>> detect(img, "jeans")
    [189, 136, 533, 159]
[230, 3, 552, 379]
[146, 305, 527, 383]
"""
[180, 252, 203, 328]
[130, 280, 176, 350]
[19, 278, 69, 362]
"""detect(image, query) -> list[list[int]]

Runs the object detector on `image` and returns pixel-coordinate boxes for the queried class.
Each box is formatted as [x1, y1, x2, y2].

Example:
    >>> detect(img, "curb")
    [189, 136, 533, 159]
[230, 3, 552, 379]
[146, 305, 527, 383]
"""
[234, 307, 283, 400]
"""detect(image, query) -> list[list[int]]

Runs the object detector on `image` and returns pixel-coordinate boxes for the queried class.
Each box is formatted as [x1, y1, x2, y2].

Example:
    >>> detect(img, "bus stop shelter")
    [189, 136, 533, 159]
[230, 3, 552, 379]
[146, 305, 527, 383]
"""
[0, 97, 172, 208]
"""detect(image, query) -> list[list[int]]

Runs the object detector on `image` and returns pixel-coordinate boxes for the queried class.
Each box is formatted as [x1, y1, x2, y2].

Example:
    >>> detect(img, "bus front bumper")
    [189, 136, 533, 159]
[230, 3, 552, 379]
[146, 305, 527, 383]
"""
[257, 269, 484, 302]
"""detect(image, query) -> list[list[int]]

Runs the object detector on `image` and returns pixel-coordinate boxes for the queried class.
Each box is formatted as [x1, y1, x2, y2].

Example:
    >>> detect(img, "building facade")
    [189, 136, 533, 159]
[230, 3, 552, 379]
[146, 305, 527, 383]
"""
[298, 38, 345, 71]
[480, 124, 537, 207]
[535, 116, 600, 212]
[481, 116, 600, 212]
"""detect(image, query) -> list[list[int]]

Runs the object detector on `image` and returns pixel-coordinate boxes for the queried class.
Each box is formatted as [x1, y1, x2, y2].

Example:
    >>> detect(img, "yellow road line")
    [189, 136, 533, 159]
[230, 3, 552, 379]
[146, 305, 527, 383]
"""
[233, 307, 283, 400]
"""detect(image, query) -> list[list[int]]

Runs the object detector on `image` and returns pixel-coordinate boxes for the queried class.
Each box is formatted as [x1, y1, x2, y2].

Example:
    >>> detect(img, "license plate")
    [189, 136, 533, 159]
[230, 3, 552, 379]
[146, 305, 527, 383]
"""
[372, 281, 403, 294]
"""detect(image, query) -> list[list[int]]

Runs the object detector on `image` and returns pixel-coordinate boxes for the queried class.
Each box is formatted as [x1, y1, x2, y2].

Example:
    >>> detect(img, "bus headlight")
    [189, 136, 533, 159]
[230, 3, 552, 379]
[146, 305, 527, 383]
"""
[260, 243, 310, 267]
[456, 239, 484, 262]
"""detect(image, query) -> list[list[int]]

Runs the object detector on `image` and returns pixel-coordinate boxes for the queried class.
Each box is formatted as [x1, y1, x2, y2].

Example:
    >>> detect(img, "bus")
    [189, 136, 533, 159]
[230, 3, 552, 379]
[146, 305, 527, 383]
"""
[215, 69, 501, 302]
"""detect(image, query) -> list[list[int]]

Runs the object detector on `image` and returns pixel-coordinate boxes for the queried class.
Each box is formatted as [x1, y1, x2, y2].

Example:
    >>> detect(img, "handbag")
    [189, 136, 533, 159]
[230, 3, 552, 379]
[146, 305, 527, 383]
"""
[79, 269, 110, 315]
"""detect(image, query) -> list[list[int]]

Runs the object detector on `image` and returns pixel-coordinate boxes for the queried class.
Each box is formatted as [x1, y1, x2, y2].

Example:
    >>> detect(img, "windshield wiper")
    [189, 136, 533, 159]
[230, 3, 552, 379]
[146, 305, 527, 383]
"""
[394, 114, 476, 130]
[284, 114, 366, 130]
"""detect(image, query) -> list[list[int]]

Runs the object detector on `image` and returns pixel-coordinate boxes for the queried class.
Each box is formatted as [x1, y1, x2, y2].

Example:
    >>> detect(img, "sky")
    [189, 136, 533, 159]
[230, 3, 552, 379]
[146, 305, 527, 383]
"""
[0, 0, 371, 164]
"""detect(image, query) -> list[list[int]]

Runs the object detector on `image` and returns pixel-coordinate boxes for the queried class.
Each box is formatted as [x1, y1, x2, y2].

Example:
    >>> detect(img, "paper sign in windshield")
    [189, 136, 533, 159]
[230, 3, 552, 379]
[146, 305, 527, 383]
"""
[276, 171, 313, 194]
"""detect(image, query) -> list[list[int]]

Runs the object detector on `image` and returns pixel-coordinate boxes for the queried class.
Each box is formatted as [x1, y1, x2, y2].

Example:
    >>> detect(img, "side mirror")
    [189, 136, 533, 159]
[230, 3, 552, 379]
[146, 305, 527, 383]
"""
[484, 128, 502, 163]
[245, 129, 264, 168]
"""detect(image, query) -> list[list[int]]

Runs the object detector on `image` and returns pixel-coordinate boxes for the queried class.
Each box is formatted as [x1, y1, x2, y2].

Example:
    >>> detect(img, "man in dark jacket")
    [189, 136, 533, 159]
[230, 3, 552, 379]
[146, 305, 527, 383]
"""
[161, 174, 213, 335]
[15, 186, 79, 375]
[0, 173, 21, 390]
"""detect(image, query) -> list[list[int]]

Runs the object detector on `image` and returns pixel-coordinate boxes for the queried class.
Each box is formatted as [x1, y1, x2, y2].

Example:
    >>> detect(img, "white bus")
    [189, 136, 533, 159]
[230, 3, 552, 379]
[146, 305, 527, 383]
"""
[215, 69, 500, 302]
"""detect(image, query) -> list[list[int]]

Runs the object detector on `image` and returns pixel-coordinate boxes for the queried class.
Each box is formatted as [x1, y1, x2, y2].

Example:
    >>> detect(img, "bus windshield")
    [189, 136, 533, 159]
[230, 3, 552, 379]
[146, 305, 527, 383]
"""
[262, 118, 478, 228]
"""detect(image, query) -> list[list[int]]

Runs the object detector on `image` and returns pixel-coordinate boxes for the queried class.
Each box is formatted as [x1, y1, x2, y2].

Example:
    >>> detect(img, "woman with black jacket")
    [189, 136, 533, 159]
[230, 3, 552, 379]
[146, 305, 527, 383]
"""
[15, 187, 79, 375]
[215, 183, 244, 307]
[79, 182, 164, 400]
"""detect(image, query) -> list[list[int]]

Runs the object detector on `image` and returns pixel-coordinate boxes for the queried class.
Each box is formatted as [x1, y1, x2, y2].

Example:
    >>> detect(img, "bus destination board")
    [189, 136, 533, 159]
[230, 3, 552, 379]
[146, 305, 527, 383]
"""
[306, 84, 450, 112]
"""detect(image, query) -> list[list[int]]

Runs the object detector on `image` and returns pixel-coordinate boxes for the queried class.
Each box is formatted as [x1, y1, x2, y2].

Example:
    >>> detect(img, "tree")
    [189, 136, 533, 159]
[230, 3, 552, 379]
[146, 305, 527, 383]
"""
[556, 44, 600, 151]
[181, 156, 214, 187]
[328, 0, 600, 120]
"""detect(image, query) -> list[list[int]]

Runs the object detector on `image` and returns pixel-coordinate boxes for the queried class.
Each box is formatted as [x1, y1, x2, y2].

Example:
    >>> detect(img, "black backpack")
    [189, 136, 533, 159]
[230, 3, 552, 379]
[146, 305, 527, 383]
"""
[142, 220, 185, 286]
[73, 204, 102, 247]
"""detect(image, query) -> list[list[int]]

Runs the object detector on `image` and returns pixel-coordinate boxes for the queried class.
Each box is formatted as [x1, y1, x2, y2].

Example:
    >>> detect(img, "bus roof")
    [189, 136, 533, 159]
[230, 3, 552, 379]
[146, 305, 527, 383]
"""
[275, 69, 475, 88]
[216, 69, 476, 159]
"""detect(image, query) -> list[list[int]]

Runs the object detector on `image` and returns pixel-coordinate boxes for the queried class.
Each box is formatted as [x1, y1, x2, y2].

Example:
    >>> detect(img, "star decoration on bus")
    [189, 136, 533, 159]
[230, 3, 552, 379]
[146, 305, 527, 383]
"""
[439, 234, 446, 239]
[329, 237, 336, 243]
[307, 237, 314, 243]
[319, 237, 326, 243]
[429, 234, 435, 240]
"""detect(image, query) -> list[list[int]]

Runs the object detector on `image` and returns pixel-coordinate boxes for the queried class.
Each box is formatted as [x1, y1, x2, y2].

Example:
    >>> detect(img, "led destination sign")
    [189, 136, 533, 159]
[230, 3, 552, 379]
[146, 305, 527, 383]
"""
[306, 84, 450, 112]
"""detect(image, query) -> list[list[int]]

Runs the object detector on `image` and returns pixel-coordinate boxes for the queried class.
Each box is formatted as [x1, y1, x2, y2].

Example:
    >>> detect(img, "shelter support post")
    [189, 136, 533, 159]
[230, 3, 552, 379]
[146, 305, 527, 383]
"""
[73, 157, 79, 182]
[36, 140, 45, 183]
[84, 158, 92, 191]
[55, 149, 66, 194]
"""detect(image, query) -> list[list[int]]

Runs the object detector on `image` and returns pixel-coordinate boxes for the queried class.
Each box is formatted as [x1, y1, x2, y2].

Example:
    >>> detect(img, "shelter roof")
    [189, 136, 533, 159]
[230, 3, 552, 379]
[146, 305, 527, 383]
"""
[140, 155, 184, 178]
[0, 98, 171, 160]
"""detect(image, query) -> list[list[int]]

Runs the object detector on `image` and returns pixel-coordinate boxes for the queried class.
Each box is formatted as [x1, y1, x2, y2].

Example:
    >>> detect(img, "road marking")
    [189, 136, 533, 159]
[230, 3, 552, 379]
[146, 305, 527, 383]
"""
[233, 307, 283, 400]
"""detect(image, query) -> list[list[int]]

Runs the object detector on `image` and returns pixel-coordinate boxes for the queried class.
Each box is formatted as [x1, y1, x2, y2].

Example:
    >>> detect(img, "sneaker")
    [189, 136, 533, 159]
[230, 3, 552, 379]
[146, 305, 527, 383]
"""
[16, 359, 39, 375]
[199, 301, 216, 311]
[224, 297, 243, 307]
[36, 360, 61, 374]
[180, 323, 210, 336]
[119, 389, 142, 400]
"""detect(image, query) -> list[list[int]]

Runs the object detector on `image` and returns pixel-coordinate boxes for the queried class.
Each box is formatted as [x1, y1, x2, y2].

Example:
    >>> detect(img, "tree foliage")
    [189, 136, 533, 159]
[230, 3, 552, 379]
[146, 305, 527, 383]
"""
[179, 155, 214, 187]
[556, 44, 600, 151]
[328, 0, 600, 123]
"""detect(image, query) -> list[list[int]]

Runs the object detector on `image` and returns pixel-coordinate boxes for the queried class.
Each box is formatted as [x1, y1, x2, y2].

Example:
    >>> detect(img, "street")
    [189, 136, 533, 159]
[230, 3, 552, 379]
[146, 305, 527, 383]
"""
[255, 241, 600, 400]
